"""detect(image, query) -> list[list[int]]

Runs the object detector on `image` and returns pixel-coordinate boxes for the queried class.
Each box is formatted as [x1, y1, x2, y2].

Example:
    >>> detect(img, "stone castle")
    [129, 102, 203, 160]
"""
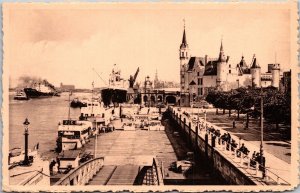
[179, 25, 281, 106]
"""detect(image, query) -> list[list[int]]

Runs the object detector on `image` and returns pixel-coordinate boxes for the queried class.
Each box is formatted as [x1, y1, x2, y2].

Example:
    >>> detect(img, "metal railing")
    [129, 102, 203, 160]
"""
[55, 157, 104, 186]
[152, 158, 164, 185]
[169, 107, 291, 186]
[18, 168, 50, 186]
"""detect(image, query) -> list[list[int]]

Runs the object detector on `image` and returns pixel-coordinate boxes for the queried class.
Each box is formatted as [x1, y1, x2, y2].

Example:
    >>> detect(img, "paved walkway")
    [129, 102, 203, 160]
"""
[84, 130, 183, 180]
[173, 107, 291, 185]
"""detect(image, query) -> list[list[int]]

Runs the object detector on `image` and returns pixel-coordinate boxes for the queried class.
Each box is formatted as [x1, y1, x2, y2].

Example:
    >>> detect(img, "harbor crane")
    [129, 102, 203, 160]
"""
[129, 67, 139, 88]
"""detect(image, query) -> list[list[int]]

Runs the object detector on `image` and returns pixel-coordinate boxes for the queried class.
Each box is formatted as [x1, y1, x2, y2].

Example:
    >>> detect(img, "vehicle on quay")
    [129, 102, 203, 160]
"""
[56, 119, 92, 151]
[123, 122, 135, 131]
[13, 90, 29, 100]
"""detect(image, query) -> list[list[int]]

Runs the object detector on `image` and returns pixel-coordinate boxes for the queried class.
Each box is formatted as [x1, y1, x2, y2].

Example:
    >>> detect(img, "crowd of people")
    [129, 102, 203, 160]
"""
[192, 117, 265, 172]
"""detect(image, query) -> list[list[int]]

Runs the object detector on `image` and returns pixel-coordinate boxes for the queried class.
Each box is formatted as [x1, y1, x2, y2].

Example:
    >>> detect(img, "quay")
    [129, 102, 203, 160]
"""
[168, 106, 291, 185]
[9, 105, 291, 186]
[54, 115, 225, 185]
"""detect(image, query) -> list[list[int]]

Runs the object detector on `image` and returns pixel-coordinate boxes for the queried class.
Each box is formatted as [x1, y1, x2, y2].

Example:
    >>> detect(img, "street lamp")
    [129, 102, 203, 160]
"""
[259, 87, 265, 177]
[23, 118, 30, 165]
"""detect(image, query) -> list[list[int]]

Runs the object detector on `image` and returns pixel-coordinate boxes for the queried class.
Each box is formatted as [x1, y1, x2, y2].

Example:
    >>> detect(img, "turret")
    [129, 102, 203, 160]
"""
[217, 40, 228, 85]
[179, 24, 190, 67]
[250, 55, 261, 87]
[179, 22, 190, 92]
[271, 63, 280, 88]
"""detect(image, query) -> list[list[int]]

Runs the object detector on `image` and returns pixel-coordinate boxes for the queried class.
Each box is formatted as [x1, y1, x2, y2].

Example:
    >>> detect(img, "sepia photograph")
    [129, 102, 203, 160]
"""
[2, 2, 298, 192]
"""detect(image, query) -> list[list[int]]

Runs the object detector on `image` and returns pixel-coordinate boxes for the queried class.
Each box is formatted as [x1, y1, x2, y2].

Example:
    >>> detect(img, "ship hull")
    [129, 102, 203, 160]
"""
[101, 88, 127, 106]
[14, 96, 29, 100]
[24, 88, 54, 99]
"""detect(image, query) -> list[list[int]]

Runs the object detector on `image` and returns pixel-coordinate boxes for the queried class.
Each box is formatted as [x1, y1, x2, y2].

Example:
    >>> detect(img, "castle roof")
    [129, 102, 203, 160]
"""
[237, 56, 251, 75]
[180, 28, 188, 49]
[250, 55, 260, 69]
[189, 80, 196, 85]
[218, 40, 227, 62]
[203, 60, 218, 76]
[187, 57, 205, 71]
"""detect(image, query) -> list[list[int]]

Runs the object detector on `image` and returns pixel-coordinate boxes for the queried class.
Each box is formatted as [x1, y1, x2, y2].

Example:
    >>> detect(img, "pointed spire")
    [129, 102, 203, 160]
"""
[180, 19, 188, 49]
[220, 37, 224, 51]
[239, 55, 246, 67]
[251, 54, 260, 68]
[218, 38, 226, 62]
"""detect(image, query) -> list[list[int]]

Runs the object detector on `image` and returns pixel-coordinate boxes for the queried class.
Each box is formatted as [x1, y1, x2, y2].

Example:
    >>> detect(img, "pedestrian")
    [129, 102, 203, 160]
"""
[233, 120, 236, 128]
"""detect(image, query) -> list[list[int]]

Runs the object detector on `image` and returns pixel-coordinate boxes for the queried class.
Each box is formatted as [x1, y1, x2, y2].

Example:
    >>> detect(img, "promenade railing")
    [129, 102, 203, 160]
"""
[170, 106, 291, 186]
[55, 157, 104, 186]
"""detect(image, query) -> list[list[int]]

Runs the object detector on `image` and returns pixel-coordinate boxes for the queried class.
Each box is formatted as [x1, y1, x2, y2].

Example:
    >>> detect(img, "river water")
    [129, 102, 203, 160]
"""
[9, 92, 91, 154]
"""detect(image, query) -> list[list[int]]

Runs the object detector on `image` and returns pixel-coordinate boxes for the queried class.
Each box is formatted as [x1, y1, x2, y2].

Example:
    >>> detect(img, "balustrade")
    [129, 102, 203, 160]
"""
[55, 157, 104, 186]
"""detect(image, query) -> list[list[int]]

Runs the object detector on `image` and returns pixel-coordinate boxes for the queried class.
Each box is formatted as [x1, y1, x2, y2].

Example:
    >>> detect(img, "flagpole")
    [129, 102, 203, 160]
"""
[91, 81, 94, 116]
[68, 91, 71, 128]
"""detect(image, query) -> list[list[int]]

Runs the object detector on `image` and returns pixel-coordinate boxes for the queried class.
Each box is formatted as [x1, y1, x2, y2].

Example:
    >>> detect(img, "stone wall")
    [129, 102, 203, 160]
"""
[171, 111, 257, 185]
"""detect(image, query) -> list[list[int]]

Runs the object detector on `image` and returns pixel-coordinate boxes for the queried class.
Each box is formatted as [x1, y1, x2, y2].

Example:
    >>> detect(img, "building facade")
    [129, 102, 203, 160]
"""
[179, 25, 281, 106]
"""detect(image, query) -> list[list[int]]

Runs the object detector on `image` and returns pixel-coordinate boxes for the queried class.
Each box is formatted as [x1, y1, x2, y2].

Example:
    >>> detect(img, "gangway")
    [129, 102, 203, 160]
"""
[55, 157, 164, 186]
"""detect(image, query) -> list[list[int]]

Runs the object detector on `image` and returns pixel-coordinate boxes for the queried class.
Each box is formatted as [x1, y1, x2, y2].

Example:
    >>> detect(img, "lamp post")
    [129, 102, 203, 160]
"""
[23, 118, 30, 165]
[204, 109, 207, 133]
[259, 87, 265, 177]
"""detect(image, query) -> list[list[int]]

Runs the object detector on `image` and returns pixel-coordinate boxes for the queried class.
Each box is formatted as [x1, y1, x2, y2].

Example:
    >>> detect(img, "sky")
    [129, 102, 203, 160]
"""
[4, 3, 294, 89]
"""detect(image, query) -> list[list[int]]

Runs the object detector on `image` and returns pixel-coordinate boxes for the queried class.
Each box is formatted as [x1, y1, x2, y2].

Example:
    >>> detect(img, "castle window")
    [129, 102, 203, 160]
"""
[198, 78, 203, 85]
[198, 88, 203, 95]
[229, 64, 231, 68]
[229, 70, 231, 74]
[181, 52, 184, 57]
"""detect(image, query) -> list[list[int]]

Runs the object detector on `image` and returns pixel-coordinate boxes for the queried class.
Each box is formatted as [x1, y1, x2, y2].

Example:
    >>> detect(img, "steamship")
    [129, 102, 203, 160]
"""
[24, 81, 58, 99]
[100, 64, 131, 106]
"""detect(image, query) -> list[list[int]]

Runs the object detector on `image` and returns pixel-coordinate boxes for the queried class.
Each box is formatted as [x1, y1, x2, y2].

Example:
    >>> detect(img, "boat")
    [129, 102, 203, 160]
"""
[101, 64, 129, 106]
[79, 100, 110, 130]
[56, 119, 93, 151]
[24, 80, 58, 99]
[13, 90, 29, 100]
[70, 98, 87, 108]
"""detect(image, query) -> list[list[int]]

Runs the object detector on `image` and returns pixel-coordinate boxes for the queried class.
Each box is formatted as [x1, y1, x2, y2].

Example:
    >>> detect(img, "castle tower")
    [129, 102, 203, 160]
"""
[216, 40, 227, 86]
[271, 63, 280, 88]
[179, 22, 190, 93]
[250, 55, 261, 87]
